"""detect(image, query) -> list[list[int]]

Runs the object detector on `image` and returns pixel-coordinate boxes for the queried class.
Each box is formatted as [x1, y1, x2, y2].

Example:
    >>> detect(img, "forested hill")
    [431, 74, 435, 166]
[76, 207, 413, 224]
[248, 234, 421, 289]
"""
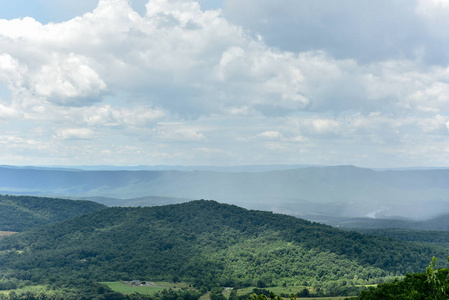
[0, 200, 444, 291]
[0, 194, 106, 231]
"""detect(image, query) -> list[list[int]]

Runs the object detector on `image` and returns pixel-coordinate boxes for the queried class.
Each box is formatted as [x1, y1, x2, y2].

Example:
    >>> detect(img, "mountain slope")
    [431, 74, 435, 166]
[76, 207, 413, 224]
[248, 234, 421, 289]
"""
[0, 200, 444, 291]
[0, 194, 106, 231]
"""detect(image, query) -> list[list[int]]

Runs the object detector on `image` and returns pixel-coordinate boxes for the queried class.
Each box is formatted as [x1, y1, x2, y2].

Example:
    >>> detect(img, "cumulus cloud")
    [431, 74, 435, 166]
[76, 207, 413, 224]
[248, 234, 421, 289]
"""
[1, 0, 448, 118]
[0, 54, 27, 93]
[0, 0, 449, 167]
[32, 53, 107, 106]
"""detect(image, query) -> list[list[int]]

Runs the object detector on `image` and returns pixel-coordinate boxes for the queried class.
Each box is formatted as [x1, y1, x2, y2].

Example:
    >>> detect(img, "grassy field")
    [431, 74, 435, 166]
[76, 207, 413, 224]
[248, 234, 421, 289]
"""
[0, 231, 18, 236]
[219, 286, 355, 300]
[101, 281, 190, 295]
[234, 286, 311, 296]
[102, 282, 355, 299]
[295, 297, 354, 300]
[200, 292, 211, 300]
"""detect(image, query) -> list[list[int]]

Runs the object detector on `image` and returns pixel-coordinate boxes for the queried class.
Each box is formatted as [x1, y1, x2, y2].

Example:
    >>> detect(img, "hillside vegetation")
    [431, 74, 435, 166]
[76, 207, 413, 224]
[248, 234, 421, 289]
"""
[0, 200, 446, 298]
[0, 194, 106, 231]
[351, 257, 449, 299]
[252, 259, 449, 300]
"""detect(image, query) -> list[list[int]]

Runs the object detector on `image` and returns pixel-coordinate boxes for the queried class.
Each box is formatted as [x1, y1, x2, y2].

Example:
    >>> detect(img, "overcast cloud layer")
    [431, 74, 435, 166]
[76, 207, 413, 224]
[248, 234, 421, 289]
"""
[1, 0, 449, 167]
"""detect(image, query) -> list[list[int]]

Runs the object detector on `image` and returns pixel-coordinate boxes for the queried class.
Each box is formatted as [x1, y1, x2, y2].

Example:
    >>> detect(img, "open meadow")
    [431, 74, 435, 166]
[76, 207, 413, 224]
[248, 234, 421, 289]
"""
[102, 281, 190, 295]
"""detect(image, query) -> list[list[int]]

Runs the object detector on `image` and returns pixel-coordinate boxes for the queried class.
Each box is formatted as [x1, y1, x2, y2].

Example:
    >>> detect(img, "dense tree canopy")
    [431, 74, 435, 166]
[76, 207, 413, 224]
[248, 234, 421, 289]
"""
[353, 257, 449, 299]
[0, 194, 106, 231]
[0, 200, 446, 299]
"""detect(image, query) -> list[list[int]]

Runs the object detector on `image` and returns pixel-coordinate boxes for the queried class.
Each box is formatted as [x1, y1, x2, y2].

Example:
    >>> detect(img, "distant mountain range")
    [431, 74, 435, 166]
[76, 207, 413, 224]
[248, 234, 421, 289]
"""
[307, 213, 449, 231]
[4, 164, 447, 172]
[0, 164, 323, 172]
[0, 165, 448, 220]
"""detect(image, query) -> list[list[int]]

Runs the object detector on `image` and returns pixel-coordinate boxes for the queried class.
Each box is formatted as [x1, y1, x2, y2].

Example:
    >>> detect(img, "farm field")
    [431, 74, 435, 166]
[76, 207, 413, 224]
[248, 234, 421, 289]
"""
[221, 286, 355, 300]
[102, 281, 190, 295]
[231, 286, 312, 297]
[296, 296, 355, 300]
[199, 292, 210, 300]
[0, 231, 17, 236]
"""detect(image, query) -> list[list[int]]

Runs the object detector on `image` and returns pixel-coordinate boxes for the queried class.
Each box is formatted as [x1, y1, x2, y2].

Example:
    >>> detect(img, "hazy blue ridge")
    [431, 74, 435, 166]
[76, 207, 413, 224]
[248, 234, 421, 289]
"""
[0, 165, 448, 220]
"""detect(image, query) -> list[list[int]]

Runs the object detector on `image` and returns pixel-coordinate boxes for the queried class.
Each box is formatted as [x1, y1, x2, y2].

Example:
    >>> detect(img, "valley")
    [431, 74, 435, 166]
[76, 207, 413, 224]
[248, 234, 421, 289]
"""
[1, 165, 449, 221]
[0, 166, 448, 299]
[0, 196, 448, 299]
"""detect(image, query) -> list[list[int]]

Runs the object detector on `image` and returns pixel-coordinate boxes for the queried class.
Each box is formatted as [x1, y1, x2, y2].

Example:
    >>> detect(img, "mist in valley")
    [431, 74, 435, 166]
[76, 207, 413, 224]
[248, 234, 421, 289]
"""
[1, 164, 448, 226]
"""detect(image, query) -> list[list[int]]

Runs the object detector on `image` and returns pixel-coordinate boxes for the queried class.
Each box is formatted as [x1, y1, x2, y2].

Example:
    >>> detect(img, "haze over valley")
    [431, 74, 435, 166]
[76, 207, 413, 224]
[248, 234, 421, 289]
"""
[1, 164, 448, 222]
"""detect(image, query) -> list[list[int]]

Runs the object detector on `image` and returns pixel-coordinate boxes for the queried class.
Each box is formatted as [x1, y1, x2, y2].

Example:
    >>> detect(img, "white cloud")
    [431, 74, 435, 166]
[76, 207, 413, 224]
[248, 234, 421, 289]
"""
[0, 103, 20, 119]
[156, 124, 206, 142]
[0, 0, 449, 167]
[418, 114, 449, 134]
[0, 135, 38, 145]
[216, 46, 246, 81]
[226, 106, 250, 116]
[0, 54, 27, 92]
[1, 0, 448, 118]
[0, 135, 52, 164]
[32, 53, 107, 106]
[407, 82, 449, 112]
[55, 128, 94, 140]
[81, 105, 165, 127]
[256, 131, 282, 140]
[265, 142, 287, 151]
[288, 116, 342, 136]
[416, 0, 449, 17]
[289, 136, 307, 143]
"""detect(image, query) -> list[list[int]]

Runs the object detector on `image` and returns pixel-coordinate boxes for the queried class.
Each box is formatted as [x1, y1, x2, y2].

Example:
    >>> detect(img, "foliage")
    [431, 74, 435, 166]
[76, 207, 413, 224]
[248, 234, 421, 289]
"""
[424, 257, 449, 299]
[0, 200, 446, 298]
[0, 283, 202, 300]
[0, 195, 105, 232]
[101, 282, 169, 295]
[348, 228, 449, 244]
[354, 257, 449, 299]
[245, 289, 356, 300]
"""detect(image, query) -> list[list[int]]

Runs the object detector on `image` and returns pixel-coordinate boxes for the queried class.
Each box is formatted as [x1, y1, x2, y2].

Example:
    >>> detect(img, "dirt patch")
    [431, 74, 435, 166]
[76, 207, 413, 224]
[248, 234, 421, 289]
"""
[0, 231, 18, 236]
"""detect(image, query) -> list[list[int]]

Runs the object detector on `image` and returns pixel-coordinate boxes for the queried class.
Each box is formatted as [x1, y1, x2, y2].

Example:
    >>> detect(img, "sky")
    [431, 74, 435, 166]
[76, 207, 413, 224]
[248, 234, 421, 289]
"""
[1, 0, 449, 168]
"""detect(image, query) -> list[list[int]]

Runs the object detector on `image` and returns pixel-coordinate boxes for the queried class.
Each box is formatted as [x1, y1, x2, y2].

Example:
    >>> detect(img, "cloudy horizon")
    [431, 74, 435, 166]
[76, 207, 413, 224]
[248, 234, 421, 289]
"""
[1, 0, 449, 168]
